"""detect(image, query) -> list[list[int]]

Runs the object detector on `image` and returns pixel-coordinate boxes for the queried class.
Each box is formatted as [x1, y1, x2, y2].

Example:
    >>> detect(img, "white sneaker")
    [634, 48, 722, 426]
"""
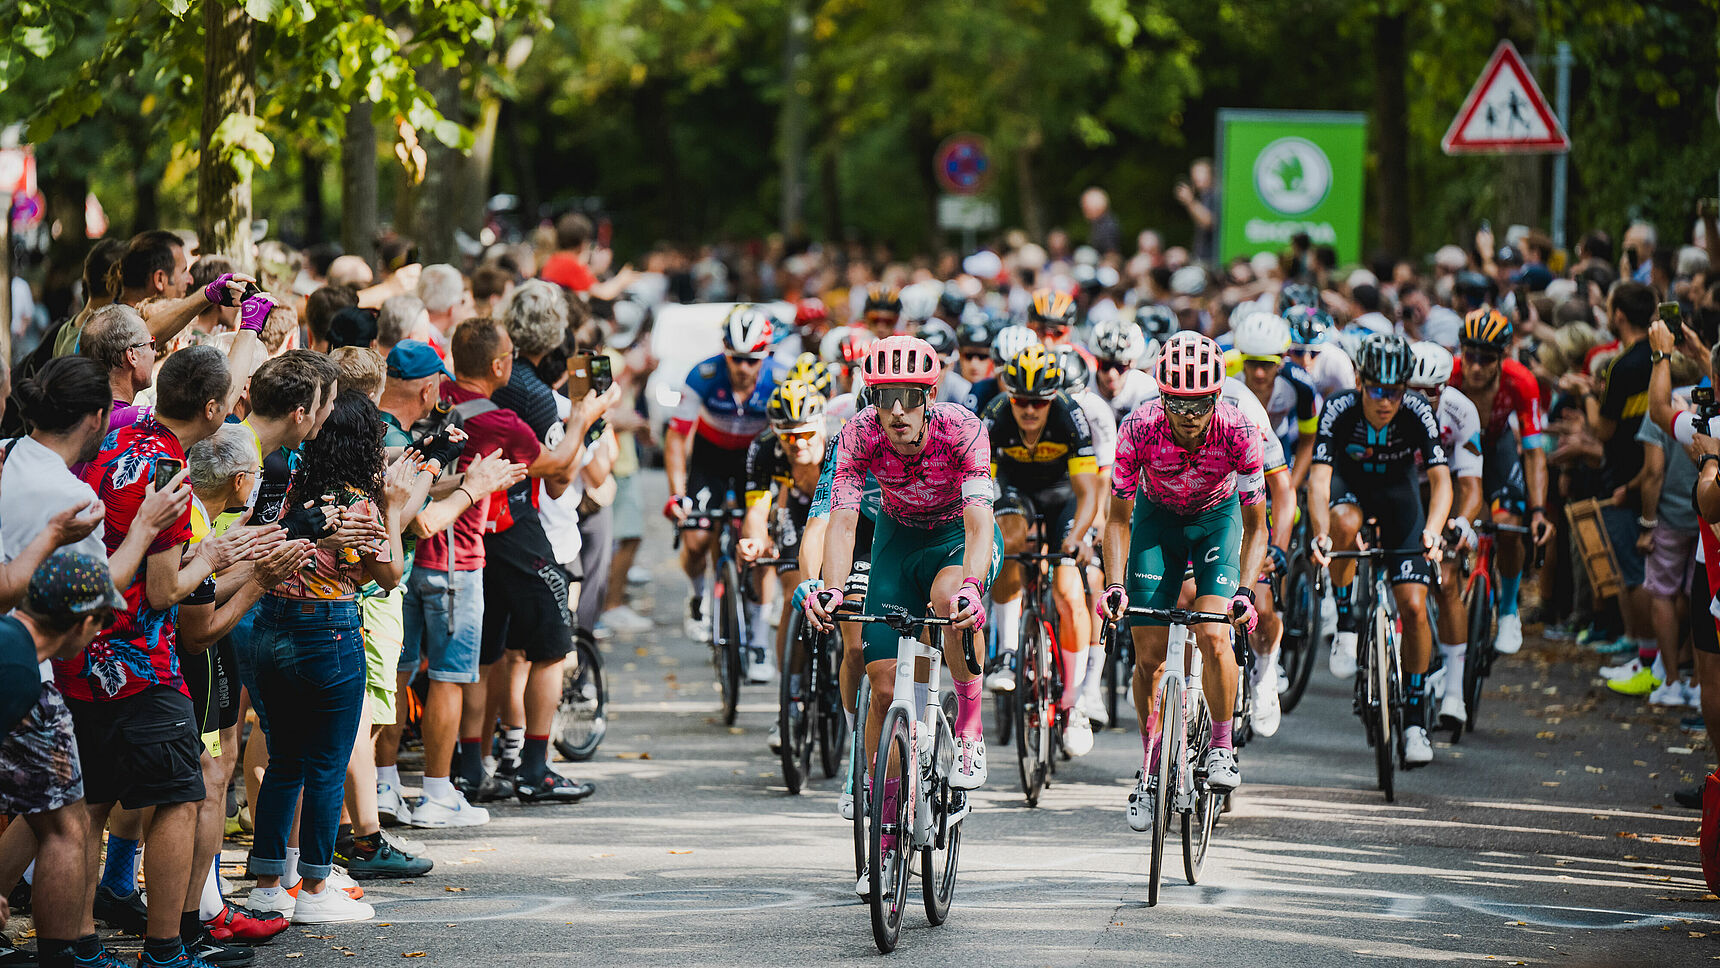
[245, 886, 294, 918]
[1688, 681, 1704, 709]
[1252, 673, 1281, 738]
[767, 722, 782, 753]
[601, 605, 654, 634]
[746, 647, 775, 685]
[1126, 770, 1157, 832]
[1495, 613, 1523, 655]
[1650, 680, 1689, 706]
[984, 653, 1016, 693]
[408, 791, 490, 828]
[1599, 657, 1643, 682]
[291, 885, 374, 924]
[1438, 689, 1467, 728]
[376, 782, 413, 826]
[1330, 631, 1359, 679]
[1273, 657, 1289, 696]
[1404, 725, 1433, 765]
[684, 595, 711, 643]
[1203, 747, 1240, 792]
[325, 865, 361, 895]
[1077, 685, 1109, 727]
[1063, 708, 1095, 757]
[627, 566, 652, 587]
[951, 737, 987, 789]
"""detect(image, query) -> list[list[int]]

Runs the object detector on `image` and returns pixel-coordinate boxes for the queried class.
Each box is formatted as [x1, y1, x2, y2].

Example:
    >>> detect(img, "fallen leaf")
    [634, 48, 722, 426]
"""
[444, 886, 467, 892]
[469, 847, 496, 852]
[403, 954, 428, 959]
[1542, 781, 1560, 787]
[615, 751, 651, 760]
[304, 935, 334, 940]
[728, 727, 745, 735]
[1536, 731, 1556, 740]
[635, 647, 648, 656]
[590, 852, 615, 858]
[668, 849, 694, 854]
[378, 923, 393, 927]
[1634, 760, 1648, 767]
[1669, 747, 1695, 755]
[1694, 932, 1709, 939]
[1586, 766, 1604, 774]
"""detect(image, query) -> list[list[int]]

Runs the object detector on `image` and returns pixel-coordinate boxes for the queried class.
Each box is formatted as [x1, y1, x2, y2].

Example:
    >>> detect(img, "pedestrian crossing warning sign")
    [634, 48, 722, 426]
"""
[1442, 40, 1569, 155]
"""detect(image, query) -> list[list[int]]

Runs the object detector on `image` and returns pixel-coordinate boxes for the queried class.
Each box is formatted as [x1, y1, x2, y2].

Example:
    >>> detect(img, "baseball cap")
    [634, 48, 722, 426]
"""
[25, 551, 125, 624]
[387, 339, 452, 381]
[328, 306, 380, 350]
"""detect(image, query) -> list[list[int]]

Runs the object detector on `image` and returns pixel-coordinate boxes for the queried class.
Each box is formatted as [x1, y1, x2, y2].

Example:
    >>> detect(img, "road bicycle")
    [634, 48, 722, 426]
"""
[1440, 519, 1537, 740]
[774, 559, 850, 794]
[1276, 502, 1321, 715]
[552, 630, 608, 762]
[1009, 536, 1069, 807]
[837, 609, 979, 953]
[1099, 617, 1134, 730]
[1323, 522, 1418, 802]
[1105, 605, 1241, 906]
[676, 501, 750, 726]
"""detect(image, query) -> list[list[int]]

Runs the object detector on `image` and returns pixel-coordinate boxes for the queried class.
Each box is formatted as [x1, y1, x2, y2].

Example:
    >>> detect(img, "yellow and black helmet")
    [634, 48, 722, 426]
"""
[999, 344, 1064, 399]
[767, 379, 827, 429]
[1460, 307, 1512, 350]
[1027, 288, 1078, 329]
[863, 283, 903, 315]
[785, 353, 838, 395]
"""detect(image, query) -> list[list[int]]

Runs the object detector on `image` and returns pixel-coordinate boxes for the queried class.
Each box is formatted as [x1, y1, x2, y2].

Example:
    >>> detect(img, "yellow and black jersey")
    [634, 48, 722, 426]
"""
[980, 391, 1097, 499]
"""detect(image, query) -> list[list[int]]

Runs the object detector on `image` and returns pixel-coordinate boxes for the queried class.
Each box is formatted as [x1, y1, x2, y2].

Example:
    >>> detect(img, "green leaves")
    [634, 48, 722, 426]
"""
[209, 111, 276, 182]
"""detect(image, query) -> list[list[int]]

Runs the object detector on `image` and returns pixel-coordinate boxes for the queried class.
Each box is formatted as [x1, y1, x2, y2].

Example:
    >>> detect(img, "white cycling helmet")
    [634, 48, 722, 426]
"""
[899, 282, 940, 323]
[722, 304, 774, 357]
[989, 324, 1042, 368]
[1232, 310, 1291, 360]
[1408, 340, 1455, 390]
[1091, 318, 1146, 365]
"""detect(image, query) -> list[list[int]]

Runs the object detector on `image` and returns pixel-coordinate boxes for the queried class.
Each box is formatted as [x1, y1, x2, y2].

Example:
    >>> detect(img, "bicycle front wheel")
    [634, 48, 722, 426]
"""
[815, 626, 850, 779]
[869, 706, 913, 953]
[1463, 572, 1495, 735]
[1147, 674, 1182, 908]
[1280, 556, 1319, 714]
[552, 634, 608, 762]
[714, 559, 743, 726]
[921, 772, 961, 926]
[1371, 606, 1396, 802]
[779, 611, 813, 794]
[852, 678, 871, 885]
[1014, 614, 1050, 806]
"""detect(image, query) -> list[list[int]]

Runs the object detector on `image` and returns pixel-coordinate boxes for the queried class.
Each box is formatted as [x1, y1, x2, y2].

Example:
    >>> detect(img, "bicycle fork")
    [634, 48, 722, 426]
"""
[889, 633, 957, 850]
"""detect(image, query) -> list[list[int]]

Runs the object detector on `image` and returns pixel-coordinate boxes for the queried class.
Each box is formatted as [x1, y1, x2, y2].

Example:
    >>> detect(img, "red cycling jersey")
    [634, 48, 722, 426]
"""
[1448, 356, 1544, 448]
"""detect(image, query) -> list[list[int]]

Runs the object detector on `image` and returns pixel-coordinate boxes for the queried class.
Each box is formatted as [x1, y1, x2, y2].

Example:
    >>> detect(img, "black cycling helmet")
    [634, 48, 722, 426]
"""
[1354, 332, 1414, 386]
[863, 283, 903, 315]
[917, 318, 958, 356]
[1134, 303, 1177, 342]
[1277, 282, 1321, 313]
[938, 283, 968, 319]
[1454, 271, 1495, 309]
[954, 319, 991, 350]
[1283, 304, 1334, 347]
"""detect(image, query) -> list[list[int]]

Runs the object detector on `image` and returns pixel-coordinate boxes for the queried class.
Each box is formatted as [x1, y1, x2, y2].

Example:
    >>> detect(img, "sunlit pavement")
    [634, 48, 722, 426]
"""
[237, 472, 1714, 966]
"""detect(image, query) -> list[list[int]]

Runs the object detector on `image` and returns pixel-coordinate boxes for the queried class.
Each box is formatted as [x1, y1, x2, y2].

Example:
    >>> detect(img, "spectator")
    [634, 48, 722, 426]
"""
[538, 214, 598, 293]
[305, 285, 360, 354]
[1622, 395, 1702, 704]
[471, 264, 515, 318]
[330, 347, 386, 401]
[48, 237, 125, 360]
[326, 306, 380, 352]
[111, 230, 248, 347]
[375, 295, 429, 356]
[1174, 159, 1219, 266]
[184, 256, 240, 344]
[79, 304, 158, 428]
[327, 255, 374, 291]
[1515, 231, 1557, 292]
[1623, 220, 1657, 284]
[417, 265, 470, 351]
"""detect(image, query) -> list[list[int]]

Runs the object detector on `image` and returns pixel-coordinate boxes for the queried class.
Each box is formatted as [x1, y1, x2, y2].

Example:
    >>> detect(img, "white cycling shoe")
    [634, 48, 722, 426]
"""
[1126, 770, 1157, 832]
[766, 722, 782, 753]
[1495, 613, 1523, 655]
[1251, 672, 1281, 738]
[1330, 631, 1359, 679]
[746, 646, 776, 685]
[1273, 657, 1289, 696]
[1063, 709, 1095, 757]
[1203, 747, 1240, 793]
[951, 738, 987, 789]
[1077, 682, 1109, 726]
[1438, 690, 1468, 730]
[984, 652, 1017, 693]
[1404, 725, 1434, 766]
[684, 595, 711, 643]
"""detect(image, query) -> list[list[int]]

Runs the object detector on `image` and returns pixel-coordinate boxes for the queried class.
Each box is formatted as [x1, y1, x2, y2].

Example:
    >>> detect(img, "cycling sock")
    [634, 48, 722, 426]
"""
[458, 737, 486, 788]
[690, 574, 708, 600]
[1211, 719, 1233, 750]
[844, 709, 855, 732]
[1333, 583, 1355, 630]
[1082, 646, 1105, 693]
[283, 847, 301, 889]
[993, 598, 1022, 657]
[377, 764, 401, 789]
[141, 938, 185, 964]
[180, 909, 207, 944]
[953, 676, 984, 739]
[1497, 572, 1521, 617]
[1058, 647, 1084, 709]
[787, 672, 804, 701]
[22, 860, 32, 884]
[100, 834, 140, 896]
[198, 856, 224, 920]
[521, 735, 550, 780]
[744, 601, 767, 651]
[1440, 642, 1466, 696]
[1406, 673, 1427, 726]
[1639, 642, 1660, 665]
[498, 727, 525, 770]
[1143, 730, 1161, 773]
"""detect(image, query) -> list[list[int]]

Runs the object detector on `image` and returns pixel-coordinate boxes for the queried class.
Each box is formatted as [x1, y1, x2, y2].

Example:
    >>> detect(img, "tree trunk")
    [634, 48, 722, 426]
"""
[501, 102, 539, 230]
[1016, 142, 1044, 242]
[300, 147, 326, 245]
[819, 146, 843, 242]
[197, 0, 256, 271]
[411, 62, 463, 265]
[341, 99, 379, 269]
[1371, 9, 1410, 259]
[778, 0, 809, 238]
[906, 88, 939, 249]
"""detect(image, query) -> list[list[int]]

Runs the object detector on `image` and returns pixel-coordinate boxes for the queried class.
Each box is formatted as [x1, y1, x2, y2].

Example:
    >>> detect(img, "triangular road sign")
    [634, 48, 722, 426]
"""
[1442, 40, 1569, 154]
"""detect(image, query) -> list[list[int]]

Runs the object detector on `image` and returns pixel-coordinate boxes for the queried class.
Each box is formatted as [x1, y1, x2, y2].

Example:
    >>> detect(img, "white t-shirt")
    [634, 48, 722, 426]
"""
[538, 393, 585, 566]
[0, 436, 106, 681]
[1069, 388, 1117, 470]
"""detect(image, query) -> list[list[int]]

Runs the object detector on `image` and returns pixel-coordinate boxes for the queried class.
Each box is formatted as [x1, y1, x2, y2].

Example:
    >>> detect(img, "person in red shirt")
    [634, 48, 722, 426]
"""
[537, 214, 598, 294]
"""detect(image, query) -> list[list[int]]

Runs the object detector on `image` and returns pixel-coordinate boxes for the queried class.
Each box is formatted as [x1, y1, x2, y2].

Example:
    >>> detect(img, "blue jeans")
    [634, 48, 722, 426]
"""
[244, 596, 365, 881]
[401, 567, 485, 683]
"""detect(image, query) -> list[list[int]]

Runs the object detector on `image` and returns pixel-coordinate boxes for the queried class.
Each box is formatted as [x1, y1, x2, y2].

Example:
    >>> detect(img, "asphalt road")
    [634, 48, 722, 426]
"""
[194, 474, 1720, 966]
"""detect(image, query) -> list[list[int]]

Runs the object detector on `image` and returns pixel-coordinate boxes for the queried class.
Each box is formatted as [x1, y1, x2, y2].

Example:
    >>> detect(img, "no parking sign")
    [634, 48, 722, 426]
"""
[934, 135, 992, 196]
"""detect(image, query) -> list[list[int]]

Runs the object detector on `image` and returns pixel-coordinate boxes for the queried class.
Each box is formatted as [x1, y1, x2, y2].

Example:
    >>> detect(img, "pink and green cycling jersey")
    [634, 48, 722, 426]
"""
[1112, 401, 1266, 514]
[830, 402, 993, 529]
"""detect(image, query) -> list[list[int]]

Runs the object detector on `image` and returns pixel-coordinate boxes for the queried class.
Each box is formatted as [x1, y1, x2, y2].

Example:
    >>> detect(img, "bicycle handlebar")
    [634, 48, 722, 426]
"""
[1118, 605, 1233, 626]
[832, 611, 980, 677]
[1322, 546, 1432, 560]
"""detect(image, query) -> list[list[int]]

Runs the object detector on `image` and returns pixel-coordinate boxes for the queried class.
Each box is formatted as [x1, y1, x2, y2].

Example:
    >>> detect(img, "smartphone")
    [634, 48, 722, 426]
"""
[565, 352, 593, 398]
[1627, 246, 1641, 273]
[154, 457, 184, 491]
[589, 354, 613, 394]
[1659, 301, 1682, 325]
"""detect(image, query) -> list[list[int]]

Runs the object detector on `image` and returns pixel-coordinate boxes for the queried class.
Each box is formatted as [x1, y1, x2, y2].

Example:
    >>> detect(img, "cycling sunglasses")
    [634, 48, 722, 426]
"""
[777, 428, 820, 443]
[1162, 393, 1218, 416]
[1461, 346, 1502, 366]
[726, 353, 766, 366]
[1010, 396, 1053, 410]
[1096, 359, 1130, 373]
[960, 351, 991, 362]
[1363, 382, 1406, 401]
[872, 385, 929, 411]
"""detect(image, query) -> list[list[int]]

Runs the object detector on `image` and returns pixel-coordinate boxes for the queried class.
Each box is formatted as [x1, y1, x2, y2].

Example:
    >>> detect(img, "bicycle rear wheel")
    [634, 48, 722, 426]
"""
[921, 774, 961, 926]
[1147, 674, 1182, 908]
[714, 558, 743, 726]
[1370, 605, 1396, 802]
[869, 707, 913, 953]
[852, 679, 871, 885]
[1463, 573, 1495, 735]
[815, 627, 849, 779]
[779, 611, 813, 794]
[553, 634, 608, 762]
[1280, 556, 1319, 715]
[1014, 613, 1050, 806]
[1182, 691, 1216, 885]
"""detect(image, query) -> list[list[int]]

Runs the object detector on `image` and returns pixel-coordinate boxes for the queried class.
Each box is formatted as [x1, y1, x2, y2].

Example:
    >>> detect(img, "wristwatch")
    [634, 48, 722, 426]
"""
[1651, 350, 1672, 364]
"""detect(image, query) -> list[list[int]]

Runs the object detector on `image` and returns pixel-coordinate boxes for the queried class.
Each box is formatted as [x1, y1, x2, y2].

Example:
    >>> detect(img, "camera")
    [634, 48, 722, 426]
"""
[1692, 385, 1720, 424]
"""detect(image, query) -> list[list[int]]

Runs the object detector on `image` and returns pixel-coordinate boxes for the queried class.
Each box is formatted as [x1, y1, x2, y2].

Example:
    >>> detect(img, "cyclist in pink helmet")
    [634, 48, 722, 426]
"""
[806, 334, 1002, 798]
[1099, 329, 1272, 831]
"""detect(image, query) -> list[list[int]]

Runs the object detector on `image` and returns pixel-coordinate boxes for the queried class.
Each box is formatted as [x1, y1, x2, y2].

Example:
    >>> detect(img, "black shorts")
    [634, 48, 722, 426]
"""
[685, 440, 748, 520]
[1329, 467, 1434, 586]
[182, 634, 240, 738]
[65, 685, 206, 809]
[994, 486, 1077, 556]
[771, 493, 814, 575]
[1481, 430, 1527, 516]
[1694, 564, 1719, 656]
[481, 525, 574, 665]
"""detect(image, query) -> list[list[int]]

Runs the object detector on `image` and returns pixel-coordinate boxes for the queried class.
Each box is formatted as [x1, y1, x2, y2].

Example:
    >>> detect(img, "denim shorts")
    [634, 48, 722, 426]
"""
[401, 567, 485, 684]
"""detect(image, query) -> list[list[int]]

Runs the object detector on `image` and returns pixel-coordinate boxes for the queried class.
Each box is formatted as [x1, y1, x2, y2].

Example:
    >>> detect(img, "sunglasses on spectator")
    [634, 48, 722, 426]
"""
[960, 351, 991, 362]
[1462, 347, 1502, 366]
[1162, 394, 1218, 416]
[873, 385, 929, 411]
[727, 354, 765, 366]
[1363, 382, 1406, 401]
[1011, 396, 1053, 410]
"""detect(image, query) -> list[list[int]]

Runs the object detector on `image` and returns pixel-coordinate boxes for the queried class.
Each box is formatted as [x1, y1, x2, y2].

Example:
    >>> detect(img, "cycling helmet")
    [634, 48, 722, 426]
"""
[819, 325, 875, 365]
[1277, 282, 1320, 313]
[1460, 307, 1512, 349]
[1283, 304, 1333, 347]
[786, 353, 838, 395]
[1134, 304, 1178, 343]
[938, 283, 969, 319]
[899, 283, 939, 323]
[1053, 346, 1091, 390]
[1091, 318, 1147, 365]
[722, 304, 774, 357]
[1354, 332, 1414, 386]
[1000, 344, 1064, 399]
[862, 283, 903, 316]
[1407, 341, 1455, 390]
[990, 324, 1042, 367]
[767, 380, 827, 429]
[954, 319, 991, 350]
[1231, 311, 1292, 360]
[1027, 288, 1078, 329]
[917, 318, 958, 356]
[793, 297, 828, 327]
[861, 334, 942, 387]
[1155, 332, 1226, 397]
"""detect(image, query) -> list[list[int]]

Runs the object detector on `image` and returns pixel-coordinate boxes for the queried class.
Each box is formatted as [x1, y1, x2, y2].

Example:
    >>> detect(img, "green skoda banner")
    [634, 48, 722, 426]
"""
[1215, 110, 1367, 265]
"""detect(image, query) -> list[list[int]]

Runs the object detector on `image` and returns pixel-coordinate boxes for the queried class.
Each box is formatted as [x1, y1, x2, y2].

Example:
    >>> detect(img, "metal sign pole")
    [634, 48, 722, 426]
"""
[1550, 40, 1573, 251]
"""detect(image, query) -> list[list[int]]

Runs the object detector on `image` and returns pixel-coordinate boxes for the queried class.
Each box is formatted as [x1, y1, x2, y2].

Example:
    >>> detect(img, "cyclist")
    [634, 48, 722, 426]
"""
[791, 297, 830, 356]
[1406, 341, 1487, 729]
[1284, 304, 1357, 401]
[740, 380, 830, 751]
[1308, 333, 1453, 767]
[861, 283, 904, 339]
[1098, 332, 1268, 830]
[917, 318, 969, 404]
[1134, 304, 1178, 346]
[963, 324, 1040, 414]
[953, 319, 995, 388]
[805, 335, 1000, 804]
[1052, 346, 1123, 729]
[980, 345, 1102, 755]
[664, 305, 783, 655]
[1091, 318, 1157, 426]
[1233, 310, 1321, 491]
[1447, 307, 1555, 655]
[1026, 288, 1096, 375]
